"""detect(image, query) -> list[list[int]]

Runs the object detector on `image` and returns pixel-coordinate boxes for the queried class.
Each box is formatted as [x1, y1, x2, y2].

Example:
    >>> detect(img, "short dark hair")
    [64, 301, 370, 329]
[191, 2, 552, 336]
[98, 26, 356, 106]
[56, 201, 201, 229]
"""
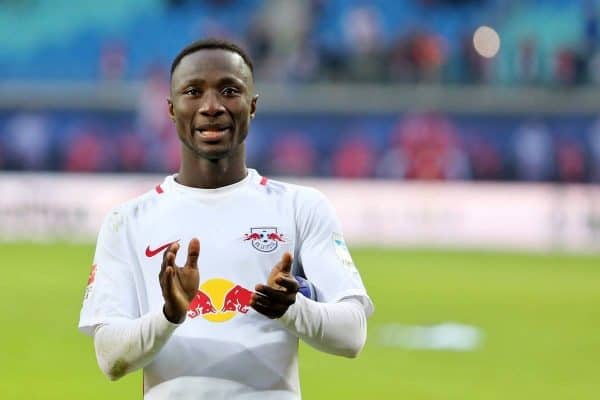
[170, 38, 254, 78]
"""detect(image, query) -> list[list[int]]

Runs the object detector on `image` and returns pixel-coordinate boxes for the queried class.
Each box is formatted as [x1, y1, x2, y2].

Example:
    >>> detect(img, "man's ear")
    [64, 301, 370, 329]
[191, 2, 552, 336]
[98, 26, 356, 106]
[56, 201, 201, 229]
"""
[167, 98, 175, 122]
[250, 94, 259, 120]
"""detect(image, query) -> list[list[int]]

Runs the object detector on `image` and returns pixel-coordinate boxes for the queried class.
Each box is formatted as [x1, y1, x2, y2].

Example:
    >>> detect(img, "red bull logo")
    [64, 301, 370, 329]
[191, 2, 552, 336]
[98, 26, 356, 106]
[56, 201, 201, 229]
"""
[266, 232, 285, 242]
[187, 278, 253, 322]
[221, 285, 253, 313]
[187, 290, 217, 318]
[243, 227, 286, 253]
[244, 232, 262, 241]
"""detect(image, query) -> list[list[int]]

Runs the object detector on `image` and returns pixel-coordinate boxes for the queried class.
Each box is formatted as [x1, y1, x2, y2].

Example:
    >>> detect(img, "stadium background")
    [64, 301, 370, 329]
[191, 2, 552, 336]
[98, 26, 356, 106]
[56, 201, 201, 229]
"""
[1, 0, 599, 399]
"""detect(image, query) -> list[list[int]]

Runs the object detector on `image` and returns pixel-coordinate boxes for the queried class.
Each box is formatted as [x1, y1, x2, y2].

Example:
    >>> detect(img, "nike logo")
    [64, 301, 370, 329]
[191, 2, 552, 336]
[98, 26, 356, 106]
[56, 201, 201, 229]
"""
[145, 240, 179, 258]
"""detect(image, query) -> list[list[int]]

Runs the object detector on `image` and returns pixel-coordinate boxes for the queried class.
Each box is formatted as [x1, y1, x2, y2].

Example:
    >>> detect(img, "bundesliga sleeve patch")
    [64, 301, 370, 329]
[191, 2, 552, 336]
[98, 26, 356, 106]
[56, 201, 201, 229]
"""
[332, 233, 356, 270]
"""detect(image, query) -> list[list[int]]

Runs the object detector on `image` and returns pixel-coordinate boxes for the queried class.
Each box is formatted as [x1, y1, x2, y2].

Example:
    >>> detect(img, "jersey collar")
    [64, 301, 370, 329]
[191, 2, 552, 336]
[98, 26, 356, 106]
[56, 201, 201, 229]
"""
[161, 169, 259, 198]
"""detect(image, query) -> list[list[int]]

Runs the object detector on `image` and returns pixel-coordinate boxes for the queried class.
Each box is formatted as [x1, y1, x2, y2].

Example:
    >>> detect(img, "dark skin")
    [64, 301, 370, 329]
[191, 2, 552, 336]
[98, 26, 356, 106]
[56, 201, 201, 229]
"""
[168, 49, 256, 189]
[252, 252, 300, 319]
[160, 240, 200, 324]
[160, 49, 298, 323]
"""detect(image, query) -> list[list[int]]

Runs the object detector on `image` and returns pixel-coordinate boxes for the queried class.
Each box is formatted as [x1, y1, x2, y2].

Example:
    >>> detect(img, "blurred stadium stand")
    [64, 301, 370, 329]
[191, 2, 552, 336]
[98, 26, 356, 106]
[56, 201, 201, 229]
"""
[0, 0, 593, 84]
[1, 0, 600, 183]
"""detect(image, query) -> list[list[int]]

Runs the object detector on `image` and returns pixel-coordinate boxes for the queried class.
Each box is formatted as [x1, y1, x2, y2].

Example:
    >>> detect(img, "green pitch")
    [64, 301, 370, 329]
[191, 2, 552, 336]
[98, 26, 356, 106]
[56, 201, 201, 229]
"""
[1, 243, 599, 399]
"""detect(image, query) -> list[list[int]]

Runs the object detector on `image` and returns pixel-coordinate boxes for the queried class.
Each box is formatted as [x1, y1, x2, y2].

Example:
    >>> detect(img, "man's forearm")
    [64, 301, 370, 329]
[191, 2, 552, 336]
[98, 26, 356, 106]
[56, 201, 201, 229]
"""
[279, 295, 367, 358]
[93, 310, 180, 380]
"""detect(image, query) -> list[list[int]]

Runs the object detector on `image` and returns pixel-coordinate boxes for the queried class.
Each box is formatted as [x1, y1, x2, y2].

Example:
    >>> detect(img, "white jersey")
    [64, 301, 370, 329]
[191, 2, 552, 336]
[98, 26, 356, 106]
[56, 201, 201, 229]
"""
[79, 169, 373, 399]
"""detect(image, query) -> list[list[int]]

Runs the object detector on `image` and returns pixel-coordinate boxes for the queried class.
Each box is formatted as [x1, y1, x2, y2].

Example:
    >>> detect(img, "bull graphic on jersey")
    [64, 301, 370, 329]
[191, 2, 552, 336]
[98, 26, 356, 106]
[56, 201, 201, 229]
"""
[221, 285, 253, 313]
[243, 227, 285, 253]
[187, 290, 217, 318]
[187, 278, 254, 323]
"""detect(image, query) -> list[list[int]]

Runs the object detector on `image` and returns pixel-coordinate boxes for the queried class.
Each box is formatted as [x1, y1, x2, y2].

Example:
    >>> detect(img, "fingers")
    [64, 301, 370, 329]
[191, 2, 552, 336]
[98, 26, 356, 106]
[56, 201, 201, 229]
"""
[166, 243, 179, 270]
[254, 284, 297, 303]
[278, 252, 293, 274]
[185, 238, 200, 269]
[251, 301, 283, 319]
[252, 254, 297, 319]
[163, 265, 173, 293]
[267, 252, 293, 287]
[251, 291, 293, 319]
[275, 276, 299, 293]
[160, 242, 180, 276]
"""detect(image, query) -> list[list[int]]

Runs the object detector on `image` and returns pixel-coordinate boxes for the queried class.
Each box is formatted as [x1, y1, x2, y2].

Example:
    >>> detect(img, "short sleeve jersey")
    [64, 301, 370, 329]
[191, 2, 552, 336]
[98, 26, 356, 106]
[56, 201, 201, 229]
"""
[79, 169, 373, 399]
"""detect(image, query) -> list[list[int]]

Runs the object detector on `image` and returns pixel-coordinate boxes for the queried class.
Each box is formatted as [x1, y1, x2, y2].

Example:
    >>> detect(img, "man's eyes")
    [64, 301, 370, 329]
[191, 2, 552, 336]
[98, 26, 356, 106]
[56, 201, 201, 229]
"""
[221, 87, 240, 96]
[183, 88, 200, 96]
[182, 87, 240, 97]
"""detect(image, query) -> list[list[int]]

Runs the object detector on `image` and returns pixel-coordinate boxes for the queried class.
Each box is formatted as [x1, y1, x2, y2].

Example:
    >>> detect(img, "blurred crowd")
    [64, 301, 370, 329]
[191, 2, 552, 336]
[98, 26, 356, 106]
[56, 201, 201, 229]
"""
[2, 0, 600, 85]
[238, 0, 600, 85]
[2, 0, 600, 183]
[2, 108, 600, 183]
[116, 0, 600, 85]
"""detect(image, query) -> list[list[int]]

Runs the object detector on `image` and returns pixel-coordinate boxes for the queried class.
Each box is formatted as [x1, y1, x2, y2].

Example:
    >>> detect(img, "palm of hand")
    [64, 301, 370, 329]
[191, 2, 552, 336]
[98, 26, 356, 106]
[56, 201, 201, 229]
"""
[170, 265, 199, 307]
[159, 238, 201, 323]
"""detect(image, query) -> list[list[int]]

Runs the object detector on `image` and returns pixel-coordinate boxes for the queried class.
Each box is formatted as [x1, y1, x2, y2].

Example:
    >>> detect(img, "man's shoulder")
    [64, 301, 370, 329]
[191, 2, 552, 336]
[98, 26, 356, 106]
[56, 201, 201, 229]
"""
[104, 181, 166, 221]
[259, 176, 325, 203]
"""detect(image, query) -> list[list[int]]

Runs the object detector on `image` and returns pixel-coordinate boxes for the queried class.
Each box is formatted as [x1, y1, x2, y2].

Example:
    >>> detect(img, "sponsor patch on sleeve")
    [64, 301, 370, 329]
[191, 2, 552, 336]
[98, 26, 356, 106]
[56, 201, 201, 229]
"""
[332, 233, 356, 270]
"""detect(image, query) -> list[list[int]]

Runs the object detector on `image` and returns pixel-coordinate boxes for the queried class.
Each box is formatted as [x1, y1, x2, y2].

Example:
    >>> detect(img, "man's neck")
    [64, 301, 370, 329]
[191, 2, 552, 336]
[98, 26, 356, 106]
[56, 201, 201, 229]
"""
[176, 151, 248, 189]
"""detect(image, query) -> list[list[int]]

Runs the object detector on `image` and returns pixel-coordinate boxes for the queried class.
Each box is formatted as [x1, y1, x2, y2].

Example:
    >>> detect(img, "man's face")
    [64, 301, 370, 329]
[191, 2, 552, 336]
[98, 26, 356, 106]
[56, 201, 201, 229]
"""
[168, 49, 257, 161]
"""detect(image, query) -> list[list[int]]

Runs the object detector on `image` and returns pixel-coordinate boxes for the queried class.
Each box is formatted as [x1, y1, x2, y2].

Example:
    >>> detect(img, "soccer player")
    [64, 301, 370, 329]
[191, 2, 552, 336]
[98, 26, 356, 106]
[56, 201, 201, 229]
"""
[78, 38, 373, 399]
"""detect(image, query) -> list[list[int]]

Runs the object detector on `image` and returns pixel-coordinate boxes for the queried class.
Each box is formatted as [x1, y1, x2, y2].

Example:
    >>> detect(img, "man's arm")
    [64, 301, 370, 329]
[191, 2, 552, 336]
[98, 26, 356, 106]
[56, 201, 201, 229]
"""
[93, 238, 200, 380]
[279, 295, 367, 358]
[251, 252, 368, 358]
[94, 311, 179, 380]
[268, 187, 373, 356]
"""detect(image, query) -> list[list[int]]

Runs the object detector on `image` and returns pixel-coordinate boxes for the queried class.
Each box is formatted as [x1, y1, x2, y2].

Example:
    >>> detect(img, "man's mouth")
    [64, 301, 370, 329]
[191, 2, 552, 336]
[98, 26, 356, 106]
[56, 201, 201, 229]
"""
[194, 125, 232, 142]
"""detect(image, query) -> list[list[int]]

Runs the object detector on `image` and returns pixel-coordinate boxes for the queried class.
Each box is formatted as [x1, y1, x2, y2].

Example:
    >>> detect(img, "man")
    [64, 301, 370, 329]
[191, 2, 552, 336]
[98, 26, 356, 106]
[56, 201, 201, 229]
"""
[78, 38, 373, 399]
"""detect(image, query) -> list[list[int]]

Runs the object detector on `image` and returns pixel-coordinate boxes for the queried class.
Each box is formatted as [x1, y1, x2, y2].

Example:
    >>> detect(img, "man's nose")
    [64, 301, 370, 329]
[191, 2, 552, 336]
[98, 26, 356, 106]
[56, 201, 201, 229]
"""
[198, 91, 225, 117]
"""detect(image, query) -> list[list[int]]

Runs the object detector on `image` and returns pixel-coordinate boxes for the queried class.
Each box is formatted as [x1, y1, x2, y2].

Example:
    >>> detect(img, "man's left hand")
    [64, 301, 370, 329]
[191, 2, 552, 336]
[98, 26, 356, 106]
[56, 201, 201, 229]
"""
[251, 252, 299, 319]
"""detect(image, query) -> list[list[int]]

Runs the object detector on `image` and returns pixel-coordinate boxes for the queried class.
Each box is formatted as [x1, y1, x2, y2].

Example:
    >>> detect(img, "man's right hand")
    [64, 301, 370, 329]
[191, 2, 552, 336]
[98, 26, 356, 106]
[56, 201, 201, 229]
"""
[159, 238, 200, 323]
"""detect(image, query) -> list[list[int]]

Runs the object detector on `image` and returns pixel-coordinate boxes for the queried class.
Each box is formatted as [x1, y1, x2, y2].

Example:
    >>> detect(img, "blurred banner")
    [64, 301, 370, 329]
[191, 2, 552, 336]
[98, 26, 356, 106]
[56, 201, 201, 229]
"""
[2, 173, 599, 252]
